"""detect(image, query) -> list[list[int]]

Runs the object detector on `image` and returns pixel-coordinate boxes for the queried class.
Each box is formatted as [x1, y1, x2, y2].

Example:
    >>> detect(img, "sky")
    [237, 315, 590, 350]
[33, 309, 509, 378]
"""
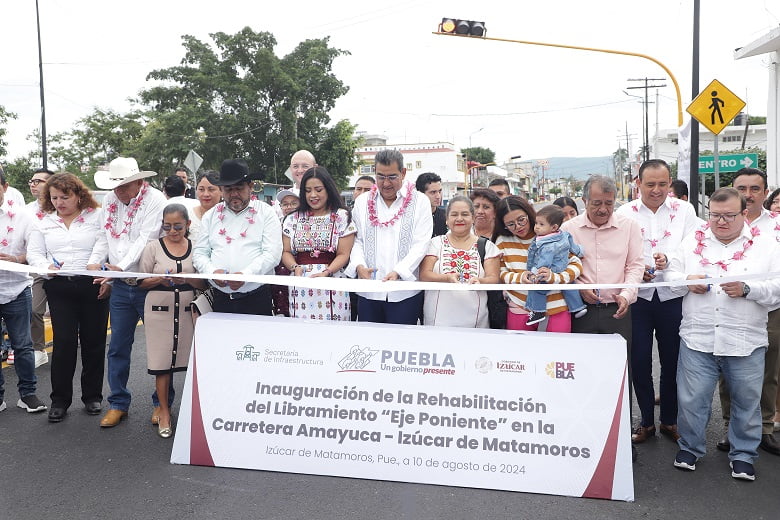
[1, 0, 778, 168]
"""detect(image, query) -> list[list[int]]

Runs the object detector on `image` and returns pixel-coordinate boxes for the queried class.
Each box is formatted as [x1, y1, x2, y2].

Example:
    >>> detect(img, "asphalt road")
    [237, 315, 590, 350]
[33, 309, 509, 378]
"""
[0, 325, 777, 520]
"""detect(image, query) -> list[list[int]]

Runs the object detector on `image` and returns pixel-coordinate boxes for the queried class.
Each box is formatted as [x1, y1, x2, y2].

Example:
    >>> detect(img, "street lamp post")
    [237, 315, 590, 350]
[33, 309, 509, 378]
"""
[433, 30, 684, 127]
[35, 0, 47, 168]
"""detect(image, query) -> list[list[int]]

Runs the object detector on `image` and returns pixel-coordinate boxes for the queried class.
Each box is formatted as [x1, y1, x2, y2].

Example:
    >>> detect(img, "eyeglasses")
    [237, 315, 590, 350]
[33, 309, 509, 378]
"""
[504, 216, 528, 229]
[708, 213, 740, 223]
[162, 223, 186, 231]
[281, 202, 299, 209]
[28, 179, 46, 186]
[376, 174, 400, 182]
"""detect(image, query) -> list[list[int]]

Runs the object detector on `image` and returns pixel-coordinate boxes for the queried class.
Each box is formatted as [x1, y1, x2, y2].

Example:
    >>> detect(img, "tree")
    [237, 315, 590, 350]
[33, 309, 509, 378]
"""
[314, 120, 362, 189]
[139, 27, 350, 176]
[460, 146, 495, 165]
[0, 105, 18, 160]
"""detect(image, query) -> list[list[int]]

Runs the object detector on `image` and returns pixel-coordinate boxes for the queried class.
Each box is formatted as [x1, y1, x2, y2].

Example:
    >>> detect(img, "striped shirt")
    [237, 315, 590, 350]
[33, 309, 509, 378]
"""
[496, 233, 583, 315]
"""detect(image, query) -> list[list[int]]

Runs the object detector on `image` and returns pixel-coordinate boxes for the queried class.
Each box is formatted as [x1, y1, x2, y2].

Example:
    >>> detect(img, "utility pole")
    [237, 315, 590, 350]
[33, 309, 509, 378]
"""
[627, 77, 666, 161]
[35, 0, 47, 169]
[617, 126, 637, 200]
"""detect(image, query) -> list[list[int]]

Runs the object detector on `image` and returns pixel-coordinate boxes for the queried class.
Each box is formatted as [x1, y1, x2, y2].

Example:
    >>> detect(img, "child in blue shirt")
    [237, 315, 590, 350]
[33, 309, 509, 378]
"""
[525, 205, 587, 326]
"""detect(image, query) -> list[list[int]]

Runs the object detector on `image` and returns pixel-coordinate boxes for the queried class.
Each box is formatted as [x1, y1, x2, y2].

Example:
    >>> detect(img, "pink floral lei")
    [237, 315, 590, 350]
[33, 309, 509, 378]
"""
[105, 183, 149, 239]
[693, 222, 759, 271]
[216, 202, 258, 243]
[367, 182, 414, 227]
[0, 201, 15, 247]
[636, 198, 679, 248]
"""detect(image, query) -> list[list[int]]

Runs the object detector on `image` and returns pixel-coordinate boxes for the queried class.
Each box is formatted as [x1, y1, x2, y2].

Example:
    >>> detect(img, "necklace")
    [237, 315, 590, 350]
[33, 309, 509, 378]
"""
[367, 183, 414, 227]
[216, 202, 258, 243]
[0, 202, 15, 247]
[105, 183, 149, 239]
[635, 198, 679, 248]
[693, 223, 759, 271]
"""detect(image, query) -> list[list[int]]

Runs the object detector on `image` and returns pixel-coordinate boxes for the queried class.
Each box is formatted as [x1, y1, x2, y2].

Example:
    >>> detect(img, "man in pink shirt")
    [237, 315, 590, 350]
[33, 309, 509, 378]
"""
[562, 175, 644, 460]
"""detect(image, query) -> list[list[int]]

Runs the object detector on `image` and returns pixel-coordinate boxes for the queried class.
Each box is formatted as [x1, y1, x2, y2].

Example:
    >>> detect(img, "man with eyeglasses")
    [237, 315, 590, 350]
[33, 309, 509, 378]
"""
[26, 168, 55, 368]
[562, 175, 644, 460]
[714, 168, 780, 457]
[664, 187, 780, 481]
[347, 149, 432, 324]
[616, 159, 701, 447]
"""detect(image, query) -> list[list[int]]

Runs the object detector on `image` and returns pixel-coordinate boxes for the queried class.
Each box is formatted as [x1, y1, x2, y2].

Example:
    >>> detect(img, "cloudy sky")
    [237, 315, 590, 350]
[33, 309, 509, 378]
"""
[1, 0, 778, 166]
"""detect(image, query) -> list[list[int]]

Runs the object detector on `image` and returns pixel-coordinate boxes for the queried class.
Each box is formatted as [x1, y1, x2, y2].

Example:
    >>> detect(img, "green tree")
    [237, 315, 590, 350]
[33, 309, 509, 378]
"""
[314, 120, 362, 189]
[0, 105, 18, 160]
[139, 27, 350, 176]
[461, 146, 495, 165]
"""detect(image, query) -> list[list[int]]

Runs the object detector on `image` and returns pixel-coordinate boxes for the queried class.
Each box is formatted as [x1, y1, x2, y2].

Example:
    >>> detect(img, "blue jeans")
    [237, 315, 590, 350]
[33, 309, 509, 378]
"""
[0, 288, 36, 401]
[677, 340, 764, 463]
[107, 281, 173, 411]
[526, 287, 586, 313]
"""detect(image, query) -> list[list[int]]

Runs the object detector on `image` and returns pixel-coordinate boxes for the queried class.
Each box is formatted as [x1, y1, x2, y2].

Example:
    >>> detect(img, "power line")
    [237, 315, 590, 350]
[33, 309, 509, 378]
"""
[431, 99, 635, 117]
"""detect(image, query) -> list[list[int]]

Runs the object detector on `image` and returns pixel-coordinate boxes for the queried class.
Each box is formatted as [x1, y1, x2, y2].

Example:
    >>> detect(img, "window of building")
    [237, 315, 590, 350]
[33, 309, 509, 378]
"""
[722, 135, 741, 142]
[406, 163, 413, 170]
[360, 165, 374, 174]
[415, 161, 422, 168]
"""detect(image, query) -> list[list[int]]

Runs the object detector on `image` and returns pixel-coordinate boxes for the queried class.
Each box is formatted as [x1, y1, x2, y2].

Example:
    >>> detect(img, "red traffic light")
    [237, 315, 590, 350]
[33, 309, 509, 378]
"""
[440, 18, 486, 37]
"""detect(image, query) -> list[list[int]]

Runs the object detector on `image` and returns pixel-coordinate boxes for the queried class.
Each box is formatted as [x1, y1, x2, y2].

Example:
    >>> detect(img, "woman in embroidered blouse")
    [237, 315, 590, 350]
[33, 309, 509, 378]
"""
[281, 167, 356, 321]
[419, 196, 500, 327]
[494, 196, 583, 333]
[138, 204, 205, 438]
[27, 173, 109, 422]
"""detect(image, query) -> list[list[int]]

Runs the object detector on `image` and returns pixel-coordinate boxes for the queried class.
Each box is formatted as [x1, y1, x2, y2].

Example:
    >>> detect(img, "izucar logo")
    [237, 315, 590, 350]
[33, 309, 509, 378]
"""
[235, 345, 261, 362]
[496, 360, 526, 373]
[545, 361, 575, 380]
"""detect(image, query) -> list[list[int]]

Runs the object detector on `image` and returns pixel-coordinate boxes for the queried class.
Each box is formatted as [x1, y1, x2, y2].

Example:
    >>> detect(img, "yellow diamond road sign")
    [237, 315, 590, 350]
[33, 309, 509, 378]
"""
[686, 79, 746, 135]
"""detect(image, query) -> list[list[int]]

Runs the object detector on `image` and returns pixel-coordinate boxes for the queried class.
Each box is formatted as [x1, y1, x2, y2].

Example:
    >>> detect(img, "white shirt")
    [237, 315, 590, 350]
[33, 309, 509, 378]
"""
[0, 197, 32, 303]
[87, 184, 167, 271]
[26, 199, 43, 218]
[192, 199, 282, 294]
[28, 208, 105, 272]
[616, 196, 702, 301]
[346, 183, 433, 302]
[667, 224, 780, 356]
[5, 186, 26, 208]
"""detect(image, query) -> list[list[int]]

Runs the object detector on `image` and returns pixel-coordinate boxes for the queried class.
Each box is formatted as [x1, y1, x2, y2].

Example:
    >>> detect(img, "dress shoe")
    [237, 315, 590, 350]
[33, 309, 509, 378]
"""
[631, 425, 656, 443]
[716, 437, 730, 452]
[48, 407, 67, 423]
[99, 409, 127, 428]
[158, 423, 173, 439]
[151, 406, 161, 425]
[659, 423, 681, 441]
[759, 433, 780, 456]
[84, 401, 102, 415]
[631, 444, 637, 463]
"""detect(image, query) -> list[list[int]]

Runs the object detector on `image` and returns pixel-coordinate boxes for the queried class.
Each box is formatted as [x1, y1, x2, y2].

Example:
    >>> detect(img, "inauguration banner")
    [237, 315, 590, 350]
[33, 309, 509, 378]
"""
[172, 314, 632, 501]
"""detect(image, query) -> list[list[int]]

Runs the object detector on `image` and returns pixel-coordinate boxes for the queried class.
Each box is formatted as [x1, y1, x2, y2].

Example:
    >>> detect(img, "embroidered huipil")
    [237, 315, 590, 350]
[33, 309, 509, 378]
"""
[346, 183, 432, 302]
[616, 197, 702, 302]
[667, 224, 780, 356]
[193, 199, 282, 295]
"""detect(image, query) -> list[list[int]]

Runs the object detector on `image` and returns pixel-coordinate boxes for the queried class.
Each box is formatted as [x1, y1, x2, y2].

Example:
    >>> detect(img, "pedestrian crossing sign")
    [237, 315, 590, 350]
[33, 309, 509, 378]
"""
[686, 79, 746, 135]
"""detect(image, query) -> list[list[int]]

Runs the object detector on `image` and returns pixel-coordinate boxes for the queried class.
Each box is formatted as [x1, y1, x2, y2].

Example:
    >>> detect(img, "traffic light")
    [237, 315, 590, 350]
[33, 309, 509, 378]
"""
[440, 18, 486, 37]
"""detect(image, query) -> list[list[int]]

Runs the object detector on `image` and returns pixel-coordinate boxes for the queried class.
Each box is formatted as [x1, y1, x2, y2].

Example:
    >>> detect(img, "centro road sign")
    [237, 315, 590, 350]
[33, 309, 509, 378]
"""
[686, 79, 746, 135]
[698, 153, 758, 174]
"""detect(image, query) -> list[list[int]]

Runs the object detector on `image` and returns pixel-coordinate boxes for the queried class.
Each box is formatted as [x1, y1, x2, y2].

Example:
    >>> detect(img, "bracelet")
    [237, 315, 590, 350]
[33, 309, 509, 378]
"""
[290, 264, 299, 270]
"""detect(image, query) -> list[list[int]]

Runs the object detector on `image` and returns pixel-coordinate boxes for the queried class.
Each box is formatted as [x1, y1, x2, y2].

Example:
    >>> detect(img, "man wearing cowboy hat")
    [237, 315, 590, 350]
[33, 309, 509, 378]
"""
[193, 159, 282, 315]
[87, 157, 168, 428]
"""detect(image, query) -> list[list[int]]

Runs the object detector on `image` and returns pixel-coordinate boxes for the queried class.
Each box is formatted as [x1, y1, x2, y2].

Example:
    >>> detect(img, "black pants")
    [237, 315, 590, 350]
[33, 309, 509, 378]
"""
[212, 285, 273, 316]
[44, 277, 110, 408]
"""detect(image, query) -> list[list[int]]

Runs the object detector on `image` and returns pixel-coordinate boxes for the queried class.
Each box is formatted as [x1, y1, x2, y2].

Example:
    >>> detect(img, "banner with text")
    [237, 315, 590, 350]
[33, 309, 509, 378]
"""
[171, 314, 633, 501]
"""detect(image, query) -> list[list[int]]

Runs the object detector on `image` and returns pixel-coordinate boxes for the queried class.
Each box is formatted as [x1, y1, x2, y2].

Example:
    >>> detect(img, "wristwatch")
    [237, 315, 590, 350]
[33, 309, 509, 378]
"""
[742, 283, 751, 297]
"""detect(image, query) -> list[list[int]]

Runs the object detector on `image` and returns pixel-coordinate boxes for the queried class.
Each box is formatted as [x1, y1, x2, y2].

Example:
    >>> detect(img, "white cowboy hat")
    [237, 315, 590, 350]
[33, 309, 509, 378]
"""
[94, 157, 157, 190]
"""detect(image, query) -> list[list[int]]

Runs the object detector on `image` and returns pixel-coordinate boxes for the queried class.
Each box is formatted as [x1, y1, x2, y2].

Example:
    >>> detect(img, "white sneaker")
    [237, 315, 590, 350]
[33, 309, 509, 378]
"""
[34, 350, 48, 368]
[6, 351, 14, 365]
[0, 401, 6, 412]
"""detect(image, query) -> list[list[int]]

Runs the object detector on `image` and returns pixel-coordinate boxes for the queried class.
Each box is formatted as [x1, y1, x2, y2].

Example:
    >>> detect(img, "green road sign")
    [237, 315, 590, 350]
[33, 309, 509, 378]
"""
[698, 153, 758, 174]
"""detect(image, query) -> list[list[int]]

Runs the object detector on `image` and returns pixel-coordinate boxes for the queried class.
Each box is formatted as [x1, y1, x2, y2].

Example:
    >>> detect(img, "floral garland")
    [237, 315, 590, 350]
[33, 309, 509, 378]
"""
[693, 222, 759, 271]
[105, 183, 149, 239]
[57, 207, 94, 225]
[634, 198, 679, 248]
[216, 202, 258, 243]
[367, 182, 414, 227]
[1, 199, 15, 247]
